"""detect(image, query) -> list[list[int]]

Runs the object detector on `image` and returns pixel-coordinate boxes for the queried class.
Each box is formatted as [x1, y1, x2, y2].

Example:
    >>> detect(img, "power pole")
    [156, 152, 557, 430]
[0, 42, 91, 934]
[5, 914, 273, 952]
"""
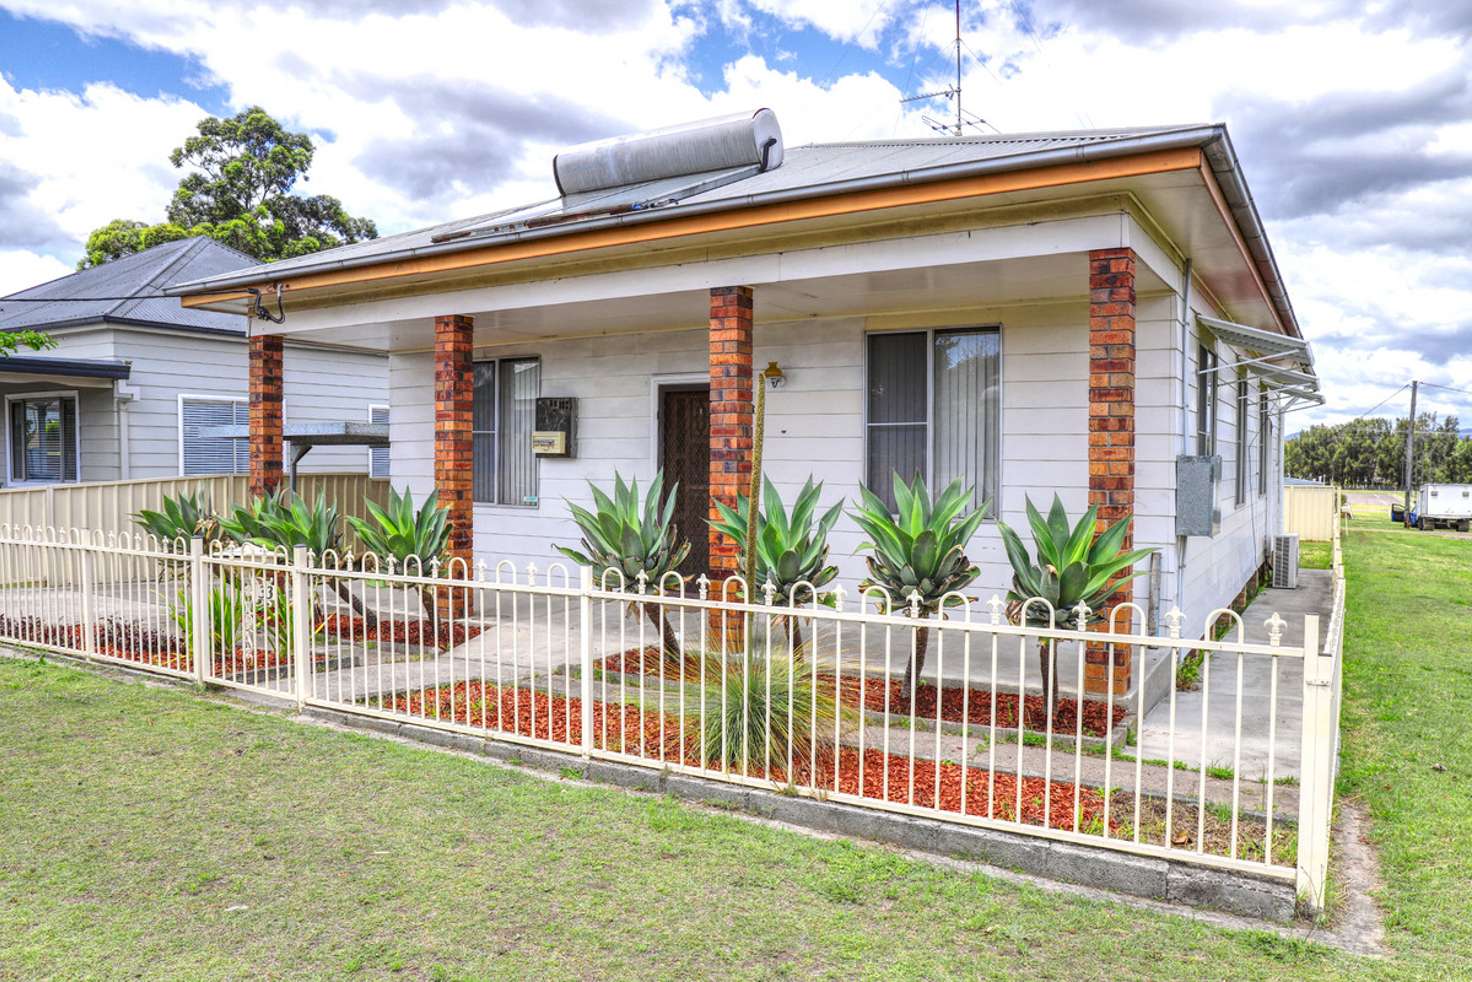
[1403, 379, 1418, 527]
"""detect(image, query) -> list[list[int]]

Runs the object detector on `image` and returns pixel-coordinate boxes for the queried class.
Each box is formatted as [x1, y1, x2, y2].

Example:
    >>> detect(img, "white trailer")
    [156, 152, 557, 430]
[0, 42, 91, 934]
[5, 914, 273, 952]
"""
[1416, 484, 1472, 532]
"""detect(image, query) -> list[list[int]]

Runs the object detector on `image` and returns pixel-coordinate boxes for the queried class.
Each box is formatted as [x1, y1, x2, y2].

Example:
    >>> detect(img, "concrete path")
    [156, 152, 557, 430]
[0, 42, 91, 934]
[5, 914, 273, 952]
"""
[1136, 570, 1336, 780]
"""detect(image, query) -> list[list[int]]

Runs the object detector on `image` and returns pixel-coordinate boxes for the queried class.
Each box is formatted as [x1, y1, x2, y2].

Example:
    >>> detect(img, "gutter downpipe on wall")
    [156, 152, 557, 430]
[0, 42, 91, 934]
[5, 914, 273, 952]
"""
[1175, 258, 1194, 638]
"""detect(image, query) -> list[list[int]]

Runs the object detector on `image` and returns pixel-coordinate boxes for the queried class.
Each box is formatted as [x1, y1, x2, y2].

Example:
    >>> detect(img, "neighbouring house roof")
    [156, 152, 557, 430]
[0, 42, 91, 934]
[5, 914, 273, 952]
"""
[0, 237, 254, 337]
[0, 354, 132, 380]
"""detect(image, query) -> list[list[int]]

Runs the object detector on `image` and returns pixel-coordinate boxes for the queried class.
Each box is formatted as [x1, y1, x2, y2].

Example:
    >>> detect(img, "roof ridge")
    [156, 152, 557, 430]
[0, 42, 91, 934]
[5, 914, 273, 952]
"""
[107, 237, 206, 317]
[796, 123, 1214, 151]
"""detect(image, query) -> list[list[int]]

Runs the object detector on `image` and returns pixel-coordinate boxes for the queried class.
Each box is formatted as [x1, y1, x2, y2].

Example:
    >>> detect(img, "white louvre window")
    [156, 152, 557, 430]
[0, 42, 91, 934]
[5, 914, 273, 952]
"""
[1196, 343, 1219, 455]
[368, 404, 389, 479]
[180, 397, 249, 475]
[1235, 372, 1249, 506]
[1258, 391, 1270, 496]
[865, 328, 1000, 513]
[8, 394, 78, 483]
[472, 358, 541, 506]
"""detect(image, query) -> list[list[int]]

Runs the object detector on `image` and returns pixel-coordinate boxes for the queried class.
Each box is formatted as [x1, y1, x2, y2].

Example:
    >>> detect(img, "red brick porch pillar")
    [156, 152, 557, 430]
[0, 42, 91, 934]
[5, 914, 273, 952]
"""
[434, 315, 474, 578]
[247, 332, 284, 498]
[1086, 247, 1137, 695]
[708, 286, 754, 585]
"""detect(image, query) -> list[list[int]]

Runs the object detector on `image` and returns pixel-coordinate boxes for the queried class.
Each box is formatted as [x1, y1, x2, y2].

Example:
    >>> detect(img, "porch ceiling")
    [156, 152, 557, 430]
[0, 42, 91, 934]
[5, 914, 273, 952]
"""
[291, 251, 1173, 352]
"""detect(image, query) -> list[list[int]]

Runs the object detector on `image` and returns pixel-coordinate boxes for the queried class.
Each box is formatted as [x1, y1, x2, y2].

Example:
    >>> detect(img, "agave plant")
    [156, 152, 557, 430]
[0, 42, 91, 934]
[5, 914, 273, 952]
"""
[998, 494, 1153, 703]
[134, 492, 221, 552]
[556, 471, 691, 658]
[221, 492, 375, 626]
[850, 473, 989, 702]
[346, 486, 452, 616]
[710, 475, 842, 651]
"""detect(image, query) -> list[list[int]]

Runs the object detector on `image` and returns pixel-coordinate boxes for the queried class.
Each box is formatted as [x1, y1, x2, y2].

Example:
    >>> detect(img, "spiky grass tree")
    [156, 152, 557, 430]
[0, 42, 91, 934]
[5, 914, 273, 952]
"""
[709, 475, 842, 655]
[850, 473, 988, 703]
[557, 472, 691, 660]
[998, 494, 1153, 705]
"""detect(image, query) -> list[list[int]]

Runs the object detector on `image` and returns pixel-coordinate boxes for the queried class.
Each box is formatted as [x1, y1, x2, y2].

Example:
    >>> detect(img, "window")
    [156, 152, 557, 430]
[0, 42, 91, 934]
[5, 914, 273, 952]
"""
[1258, 391, 1270, 496]
[180, 396, 249, 475]
[865, 328, 1000, 512]
[1195, 343, 1218, 455]
[7, 394, 78, 483]
[368, 404, 389, 479]
[472, 357, 540, 506]
[1234, 371, 1249, 506]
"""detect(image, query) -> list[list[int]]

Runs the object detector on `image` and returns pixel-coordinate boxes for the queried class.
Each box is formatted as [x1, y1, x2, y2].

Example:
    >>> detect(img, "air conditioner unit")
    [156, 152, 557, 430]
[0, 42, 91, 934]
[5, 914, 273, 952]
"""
[1272, 534, 1300, 589]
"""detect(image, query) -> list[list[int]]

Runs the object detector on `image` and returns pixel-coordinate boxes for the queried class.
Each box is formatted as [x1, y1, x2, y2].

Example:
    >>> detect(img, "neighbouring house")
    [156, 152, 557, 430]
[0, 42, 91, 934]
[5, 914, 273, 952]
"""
[166, 111, 1322, 697]
[0, 238, 389, 488]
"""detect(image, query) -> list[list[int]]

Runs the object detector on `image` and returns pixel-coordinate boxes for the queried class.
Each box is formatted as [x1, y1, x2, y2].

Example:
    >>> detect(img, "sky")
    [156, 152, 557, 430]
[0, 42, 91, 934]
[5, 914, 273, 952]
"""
[0, 0, 1469, 429]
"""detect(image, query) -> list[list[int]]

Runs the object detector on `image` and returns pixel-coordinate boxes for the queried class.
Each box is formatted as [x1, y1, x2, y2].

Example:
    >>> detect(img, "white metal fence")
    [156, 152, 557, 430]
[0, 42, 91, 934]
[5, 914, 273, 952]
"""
[0, 523, 1347, 911]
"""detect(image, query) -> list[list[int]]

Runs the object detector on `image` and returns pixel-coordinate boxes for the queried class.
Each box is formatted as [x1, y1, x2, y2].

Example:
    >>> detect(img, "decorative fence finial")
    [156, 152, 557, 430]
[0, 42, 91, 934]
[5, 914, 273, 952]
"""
[1164, 607, 1184, 639]
[1264, 612, 1287, 647]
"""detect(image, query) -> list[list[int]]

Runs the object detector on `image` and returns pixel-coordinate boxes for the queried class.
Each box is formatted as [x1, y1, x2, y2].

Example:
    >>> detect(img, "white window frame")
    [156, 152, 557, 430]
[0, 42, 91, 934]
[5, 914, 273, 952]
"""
[367, 403, 389, 479]
[5, 390, 82, 486]
[177, 392, 250, 476]
[472, 355, 541, 509]
[862, 325, 1004, 516]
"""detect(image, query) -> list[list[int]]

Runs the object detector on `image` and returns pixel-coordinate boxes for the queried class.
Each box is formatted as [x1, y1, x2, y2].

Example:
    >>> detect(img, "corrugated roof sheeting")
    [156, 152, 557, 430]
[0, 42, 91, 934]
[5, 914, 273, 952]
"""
[0, 237, 254, 334]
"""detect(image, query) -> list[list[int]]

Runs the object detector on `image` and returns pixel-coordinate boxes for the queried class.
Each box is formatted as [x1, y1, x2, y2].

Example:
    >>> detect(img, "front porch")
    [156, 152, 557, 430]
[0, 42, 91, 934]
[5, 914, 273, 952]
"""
[240, 233, 1179, 698]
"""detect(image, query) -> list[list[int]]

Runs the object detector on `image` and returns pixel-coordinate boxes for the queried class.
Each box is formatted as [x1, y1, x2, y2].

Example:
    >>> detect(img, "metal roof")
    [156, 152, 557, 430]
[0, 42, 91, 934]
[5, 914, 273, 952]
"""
[161, 122, 1304, 346]
[0, 237, 252, 335]
[0, 355, 132, 380]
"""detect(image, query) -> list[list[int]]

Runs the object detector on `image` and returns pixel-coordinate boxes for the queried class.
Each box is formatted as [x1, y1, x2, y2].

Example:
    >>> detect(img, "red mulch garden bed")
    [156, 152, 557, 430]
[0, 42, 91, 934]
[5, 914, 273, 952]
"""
[319, 614, 484, 648]
[594, 647, 1128, 738]
[388, 680, 1113, 833]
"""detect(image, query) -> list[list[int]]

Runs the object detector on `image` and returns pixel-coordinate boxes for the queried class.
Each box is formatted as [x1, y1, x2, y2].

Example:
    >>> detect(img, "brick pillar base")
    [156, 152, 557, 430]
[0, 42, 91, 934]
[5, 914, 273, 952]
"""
[434, 314, 474, 618]
[1085, 248, 1137, 695]
[248, 333, 284, 499]
[707, 286, 753, 646]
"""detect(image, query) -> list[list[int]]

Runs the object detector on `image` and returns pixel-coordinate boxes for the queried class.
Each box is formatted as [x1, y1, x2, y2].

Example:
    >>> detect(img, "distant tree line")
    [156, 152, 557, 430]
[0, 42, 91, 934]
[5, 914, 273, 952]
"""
[1285, 413, 1472, 487]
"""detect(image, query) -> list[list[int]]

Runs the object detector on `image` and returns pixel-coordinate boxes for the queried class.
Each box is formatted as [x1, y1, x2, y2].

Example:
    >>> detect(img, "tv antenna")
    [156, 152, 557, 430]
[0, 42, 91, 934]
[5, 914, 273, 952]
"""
[899, 0, 995, 136]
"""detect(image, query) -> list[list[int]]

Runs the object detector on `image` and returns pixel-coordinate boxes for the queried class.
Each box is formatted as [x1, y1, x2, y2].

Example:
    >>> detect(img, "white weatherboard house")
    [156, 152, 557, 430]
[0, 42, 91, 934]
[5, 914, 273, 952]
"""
[0, 237, 389, 487]
[168, 112, 1322, 698]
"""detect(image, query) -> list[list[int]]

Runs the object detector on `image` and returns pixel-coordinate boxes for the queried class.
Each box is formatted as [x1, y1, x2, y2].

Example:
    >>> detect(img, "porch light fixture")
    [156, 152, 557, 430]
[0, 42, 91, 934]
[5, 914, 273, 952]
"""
[762, 360, 786, 390]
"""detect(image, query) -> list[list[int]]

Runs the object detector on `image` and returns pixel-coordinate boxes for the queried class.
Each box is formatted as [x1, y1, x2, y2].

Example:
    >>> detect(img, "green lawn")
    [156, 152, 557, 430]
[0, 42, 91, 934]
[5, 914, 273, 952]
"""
[0, 521, 1466, 979]
[1335, 520, 1472, 966]
[1299, 539, 1332, 569]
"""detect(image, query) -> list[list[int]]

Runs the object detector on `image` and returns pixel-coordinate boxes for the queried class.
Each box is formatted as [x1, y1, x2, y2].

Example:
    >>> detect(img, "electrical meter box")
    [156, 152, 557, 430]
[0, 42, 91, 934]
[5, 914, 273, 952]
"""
[1176, 455, 1221, 537]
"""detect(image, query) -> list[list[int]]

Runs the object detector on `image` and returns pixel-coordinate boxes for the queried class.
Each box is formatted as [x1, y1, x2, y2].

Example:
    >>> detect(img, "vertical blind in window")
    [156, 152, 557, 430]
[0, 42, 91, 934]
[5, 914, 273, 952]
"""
[369, 405, 389, 479]
[865, 333, 927, 511]
[181, 398, 250, 476]
[472, 358, 540, 506]
[865, 328, 1000, 513]
[9, 396, 77, 483]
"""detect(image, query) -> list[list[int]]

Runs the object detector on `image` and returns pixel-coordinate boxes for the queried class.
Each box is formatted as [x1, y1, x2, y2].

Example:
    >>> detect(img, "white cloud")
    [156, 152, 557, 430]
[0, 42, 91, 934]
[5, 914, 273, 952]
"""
[0, 248, 73, 296]
[744, 0, 904, 49]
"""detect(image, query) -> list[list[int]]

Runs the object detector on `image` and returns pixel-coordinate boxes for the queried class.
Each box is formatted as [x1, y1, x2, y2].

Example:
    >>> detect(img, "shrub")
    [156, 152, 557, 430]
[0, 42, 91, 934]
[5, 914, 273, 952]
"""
[172, 581, 245, 658]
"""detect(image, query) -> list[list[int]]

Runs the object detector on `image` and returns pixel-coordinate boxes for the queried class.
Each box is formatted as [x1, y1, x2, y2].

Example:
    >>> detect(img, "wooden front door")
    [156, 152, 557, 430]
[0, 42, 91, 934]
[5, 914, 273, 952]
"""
[660, 387, 710, 577]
